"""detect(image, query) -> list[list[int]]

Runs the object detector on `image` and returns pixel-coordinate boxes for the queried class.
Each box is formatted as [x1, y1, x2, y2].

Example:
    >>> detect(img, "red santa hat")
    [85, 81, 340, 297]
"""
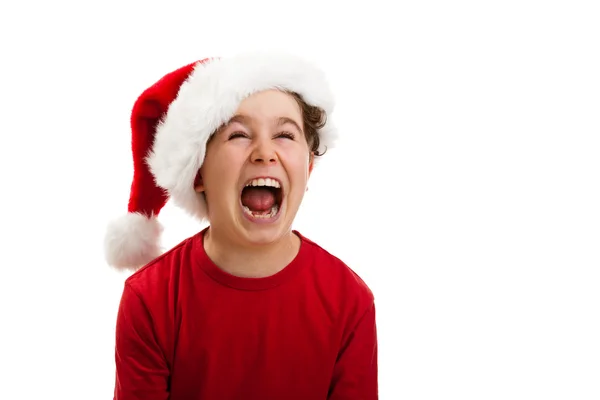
[104, 52, 338, 271]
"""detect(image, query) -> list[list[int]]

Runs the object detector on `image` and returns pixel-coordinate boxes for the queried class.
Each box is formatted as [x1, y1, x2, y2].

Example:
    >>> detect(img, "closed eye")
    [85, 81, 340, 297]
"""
[228, 131, 249, 140]
[276, 131, 296, 140]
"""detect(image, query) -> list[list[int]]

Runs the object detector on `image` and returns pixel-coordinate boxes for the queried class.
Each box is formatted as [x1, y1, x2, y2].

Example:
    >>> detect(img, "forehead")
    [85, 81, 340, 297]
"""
[233, 89, 302, 121]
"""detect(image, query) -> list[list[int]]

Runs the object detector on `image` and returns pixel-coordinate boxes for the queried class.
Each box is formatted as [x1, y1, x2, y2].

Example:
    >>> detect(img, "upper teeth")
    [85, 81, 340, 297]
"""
[245, 178, 281, 188]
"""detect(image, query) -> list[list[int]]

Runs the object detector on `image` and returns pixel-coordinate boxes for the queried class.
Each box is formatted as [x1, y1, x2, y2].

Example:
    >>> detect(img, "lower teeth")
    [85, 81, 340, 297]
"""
[243, 204, 279, 219]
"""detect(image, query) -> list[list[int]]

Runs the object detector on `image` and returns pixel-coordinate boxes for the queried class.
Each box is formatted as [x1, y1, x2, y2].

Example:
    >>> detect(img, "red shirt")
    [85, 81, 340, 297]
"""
[114, 228, 378, 399]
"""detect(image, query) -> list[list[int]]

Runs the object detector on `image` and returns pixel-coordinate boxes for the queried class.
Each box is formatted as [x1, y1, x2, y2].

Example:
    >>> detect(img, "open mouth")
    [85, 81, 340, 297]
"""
[240, 177, 283, 220]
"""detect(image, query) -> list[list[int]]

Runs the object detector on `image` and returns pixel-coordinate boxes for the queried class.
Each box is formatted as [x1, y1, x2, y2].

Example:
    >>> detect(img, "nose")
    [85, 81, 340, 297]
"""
[250, 136, 278, 165]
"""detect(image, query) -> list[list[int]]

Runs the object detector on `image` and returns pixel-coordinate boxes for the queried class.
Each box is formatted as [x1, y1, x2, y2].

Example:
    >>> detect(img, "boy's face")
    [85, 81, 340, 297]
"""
[195, 89, 314, 246]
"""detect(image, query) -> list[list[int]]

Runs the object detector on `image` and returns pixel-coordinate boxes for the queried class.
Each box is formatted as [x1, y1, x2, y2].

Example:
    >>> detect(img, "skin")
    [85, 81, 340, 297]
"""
[194, 90, 314, 278]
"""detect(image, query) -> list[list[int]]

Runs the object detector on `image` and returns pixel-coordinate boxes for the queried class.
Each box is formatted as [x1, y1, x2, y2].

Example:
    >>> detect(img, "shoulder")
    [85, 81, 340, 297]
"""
[297, 231, 374, 308]
[124, 232, 200, 298]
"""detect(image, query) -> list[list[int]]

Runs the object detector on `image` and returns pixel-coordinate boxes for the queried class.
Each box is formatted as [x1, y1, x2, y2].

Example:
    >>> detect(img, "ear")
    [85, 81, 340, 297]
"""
[308, 152, 315, 175]
[194, 170, 205, 193]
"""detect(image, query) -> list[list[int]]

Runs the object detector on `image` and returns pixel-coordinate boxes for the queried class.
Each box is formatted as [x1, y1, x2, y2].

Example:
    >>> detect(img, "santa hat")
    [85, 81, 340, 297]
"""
[104, 51, 338, 271]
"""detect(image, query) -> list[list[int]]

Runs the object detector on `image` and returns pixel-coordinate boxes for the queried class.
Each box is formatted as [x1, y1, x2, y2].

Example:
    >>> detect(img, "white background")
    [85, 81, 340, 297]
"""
[1, 0, 598, 398]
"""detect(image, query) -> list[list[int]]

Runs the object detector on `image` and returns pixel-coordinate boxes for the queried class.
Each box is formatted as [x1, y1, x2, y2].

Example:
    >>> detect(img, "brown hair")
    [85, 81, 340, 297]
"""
[288, 91, 328, 157]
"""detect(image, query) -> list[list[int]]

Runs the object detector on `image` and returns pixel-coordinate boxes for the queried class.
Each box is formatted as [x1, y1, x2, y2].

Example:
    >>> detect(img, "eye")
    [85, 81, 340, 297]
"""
[228, 131, 248, 140]
[276, 131, 296, 140]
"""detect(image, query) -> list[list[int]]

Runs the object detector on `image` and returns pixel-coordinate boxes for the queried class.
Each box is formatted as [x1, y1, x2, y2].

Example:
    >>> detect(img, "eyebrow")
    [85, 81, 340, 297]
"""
[276, 117, 303, 133]
[227, 114, 251, 126]
[223, 114, 303, 133]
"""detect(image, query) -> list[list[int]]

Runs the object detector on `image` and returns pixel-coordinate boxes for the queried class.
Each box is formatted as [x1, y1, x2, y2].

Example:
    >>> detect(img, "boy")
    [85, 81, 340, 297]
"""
[104, 52, 378, 399]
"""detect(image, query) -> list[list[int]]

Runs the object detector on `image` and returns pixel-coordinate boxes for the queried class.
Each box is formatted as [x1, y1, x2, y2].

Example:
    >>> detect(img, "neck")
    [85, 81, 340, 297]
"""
[203, 227, 300, 278]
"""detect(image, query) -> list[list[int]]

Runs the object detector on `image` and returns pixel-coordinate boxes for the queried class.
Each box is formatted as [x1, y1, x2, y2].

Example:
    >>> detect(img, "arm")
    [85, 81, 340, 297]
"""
[328, 302, 379, 400]
[113, 283, 170, 400]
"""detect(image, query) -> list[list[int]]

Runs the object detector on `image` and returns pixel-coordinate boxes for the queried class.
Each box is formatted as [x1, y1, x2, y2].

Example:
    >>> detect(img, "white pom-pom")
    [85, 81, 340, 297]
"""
[104, 212, 164, 271]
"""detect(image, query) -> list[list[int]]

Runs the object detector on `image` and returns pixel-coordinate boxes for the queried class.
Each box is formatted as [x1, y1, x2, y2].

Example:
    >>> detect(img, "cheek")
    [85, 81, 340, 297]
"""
[280, 142, 311, 163]
[206, 147, 244, 176]
[285, 157, 312, 193]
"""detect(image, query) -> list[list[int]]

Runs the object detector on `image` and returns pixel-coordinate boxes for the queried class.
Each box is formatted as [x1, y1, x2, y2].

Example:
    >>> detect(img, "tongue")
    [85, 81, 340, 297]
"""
[241, 187, 276, 211]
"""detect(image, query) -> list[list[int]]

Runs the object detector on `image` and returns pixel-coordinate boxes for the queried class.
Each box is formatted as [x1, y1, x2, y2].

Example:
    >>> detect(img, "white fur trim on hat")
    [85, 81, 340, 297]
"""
[146, 51, 338, 221]
[104, 212, 164, 271]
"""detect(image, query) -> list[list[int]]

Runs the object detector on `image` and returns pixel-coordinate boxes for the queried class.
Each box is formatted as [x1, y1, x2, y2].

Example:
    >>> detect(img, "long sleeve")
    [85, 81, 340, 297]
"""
[328, 302, 379, 400]
[113, 283, 170, 400]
